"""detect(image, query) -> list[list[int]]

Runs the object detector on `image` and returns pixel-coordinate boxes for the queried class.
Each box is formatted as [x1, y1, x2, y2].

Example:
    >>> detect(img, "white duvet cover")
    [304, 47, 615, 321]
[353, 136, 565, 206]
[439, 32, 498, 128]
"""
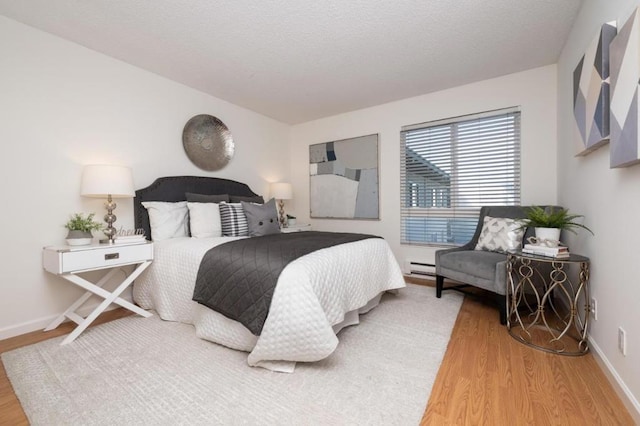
[133, 236, 405, 372]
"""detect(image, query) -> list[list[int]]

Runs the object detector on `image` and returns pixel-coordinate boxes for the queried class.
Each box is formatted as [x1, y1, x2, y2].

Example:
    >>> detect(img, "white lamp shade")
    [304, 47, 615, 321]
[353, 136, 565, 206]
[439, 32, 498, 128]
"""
[80, 164, 135, 198]
[270, 182, 292, 200]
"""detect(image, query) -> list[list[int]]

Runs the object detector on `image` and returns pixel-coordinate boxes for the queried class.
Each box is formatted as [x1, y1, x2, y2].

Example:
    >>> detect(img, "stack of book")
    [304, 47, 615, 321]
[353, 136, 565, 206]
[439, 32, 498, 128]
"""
[522, 243, 570, 258]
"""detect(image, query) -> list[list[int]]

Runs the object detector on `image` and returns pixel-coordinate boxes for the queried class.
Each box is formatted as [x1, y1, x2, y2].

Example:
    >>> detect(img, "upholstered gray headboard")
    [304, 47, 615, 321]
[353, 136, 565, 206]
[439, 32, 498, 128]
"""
[134, 176, 260, 240]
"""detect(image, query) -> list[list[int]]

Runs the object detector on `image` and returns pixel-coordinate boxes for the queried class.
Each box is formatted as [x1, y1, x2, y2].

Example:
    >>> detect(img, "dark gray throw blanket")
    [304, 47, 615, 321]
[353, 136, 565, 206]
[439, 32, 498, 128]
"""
[192, 231, 380, 335]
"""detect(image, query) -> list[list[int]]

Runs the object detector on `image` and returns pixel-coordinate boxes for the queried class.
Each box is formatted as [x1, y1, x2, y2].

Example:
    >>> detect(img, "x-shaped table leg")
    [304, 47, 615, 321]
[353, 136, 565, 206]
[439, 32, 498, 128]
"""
[45, 261, 152, 345]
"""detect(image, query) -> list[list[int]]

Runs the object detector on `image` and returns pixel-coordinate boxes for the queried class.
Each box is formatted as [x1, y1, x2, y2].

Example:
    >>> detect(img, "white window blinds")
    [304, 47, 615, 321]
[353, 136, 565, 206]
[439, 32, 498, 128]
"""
[400, 107, 521, 246]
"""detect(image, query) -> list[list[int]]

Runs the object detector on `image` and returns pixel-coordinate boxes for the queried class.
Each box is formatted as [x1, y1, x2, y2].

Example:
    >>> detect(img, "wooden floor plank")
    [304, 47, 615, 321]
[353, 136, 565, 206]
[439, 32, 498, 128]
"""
[422, 291, 634, 425]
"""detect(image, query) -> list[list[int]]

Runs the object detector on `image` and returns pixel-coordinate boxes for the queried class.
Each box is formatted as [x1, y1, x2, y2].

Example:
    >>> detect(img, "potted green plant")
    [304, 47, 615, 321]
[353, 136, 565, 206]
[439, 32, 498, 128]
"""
[64, 213, 103, 246]
[522, 206, 594, 242]
[286, 214, 297, 226]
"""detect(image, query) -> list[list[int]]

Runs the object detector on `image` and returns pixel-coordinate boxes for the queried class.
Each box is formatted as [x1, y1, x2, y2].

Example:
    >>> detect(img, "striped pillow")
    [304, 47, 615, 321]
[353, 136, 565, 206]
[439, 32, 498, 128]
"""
[219, 203, 249, 237]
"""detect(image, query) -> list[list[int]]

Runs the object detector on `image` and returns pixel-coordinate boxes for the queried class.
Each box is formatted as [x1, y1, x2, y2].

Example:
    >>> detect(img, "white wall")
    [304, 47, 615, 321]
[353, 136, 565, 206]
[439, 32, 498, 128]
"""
[557, 0, 640, 416]
[0, 17, 290, 338]
[290, 65, 558, 267]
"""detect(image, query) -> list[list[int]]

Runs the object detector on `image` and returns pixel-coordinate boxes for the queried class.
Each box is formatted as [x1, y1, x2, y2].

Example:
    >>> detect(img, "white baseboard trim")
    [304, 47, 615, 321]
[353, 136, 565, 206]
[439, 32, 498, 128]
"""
[0, 296, 132, 341]
[589, 336, 640, 423]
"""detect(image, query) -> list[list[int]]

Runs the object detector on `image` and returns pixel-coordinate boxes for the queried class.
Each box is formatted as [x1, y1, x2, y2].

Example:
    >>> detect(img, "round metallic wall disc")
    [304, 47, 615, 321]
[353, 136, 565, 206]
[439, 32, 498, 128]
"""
[182, 114, 234, 171]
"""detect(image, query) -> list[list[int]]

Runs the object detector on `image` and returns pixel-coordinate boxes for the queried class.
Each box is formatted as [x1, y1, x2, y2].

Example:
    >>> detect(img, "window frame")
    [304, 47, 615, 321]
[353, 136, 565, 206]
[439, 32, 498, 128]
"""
[400, 107, 521, 247]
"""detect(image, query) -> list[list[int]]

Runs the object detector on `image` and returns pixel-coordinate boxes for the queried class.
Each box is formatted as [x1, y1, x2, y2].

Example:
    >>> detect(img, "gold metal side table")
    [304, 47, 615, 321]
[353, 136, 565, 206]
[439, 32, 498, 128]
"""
[506, 250, 590, 356]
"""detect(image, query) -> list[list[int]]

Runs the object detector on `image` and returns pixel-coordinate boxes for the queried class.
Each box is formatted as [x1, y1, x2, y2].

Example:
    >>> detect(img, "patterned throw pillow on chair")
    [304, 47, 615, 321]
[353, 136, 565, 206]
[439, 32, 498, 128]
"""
[474, 216, 525, 253]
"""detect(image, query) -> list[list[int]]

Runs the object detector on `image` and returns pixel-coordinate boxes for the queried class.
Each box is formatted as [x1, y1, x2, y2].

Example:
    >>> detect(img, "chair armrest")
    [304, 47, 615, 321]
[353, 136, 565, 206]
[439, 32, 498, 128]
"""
[435, 241, 476, 269]
[436, 240, 476, 255]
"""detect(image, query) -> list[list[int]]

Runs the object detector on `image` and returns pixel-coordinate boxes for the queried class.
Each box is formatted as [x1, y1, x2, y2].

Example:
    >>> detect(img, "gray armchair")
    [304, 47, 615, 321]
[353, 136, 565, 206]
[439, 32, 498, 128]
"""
[435, 205, 556, 324]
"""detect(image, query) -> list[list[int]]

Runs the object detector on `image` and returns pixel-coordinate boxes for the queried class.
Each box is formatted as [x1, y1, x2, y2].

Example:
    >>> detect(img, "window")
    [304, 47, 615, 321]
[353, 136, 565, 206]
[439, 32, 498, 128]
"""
[400, 107, 521, 246]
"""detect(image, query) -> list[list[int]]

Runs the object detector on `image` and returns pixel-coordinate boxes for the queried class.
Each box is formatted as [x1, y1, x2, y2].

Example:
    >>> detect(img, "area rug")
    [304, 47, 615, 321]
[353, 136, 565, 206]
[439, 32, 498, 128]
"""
[2, 284, 462, 425]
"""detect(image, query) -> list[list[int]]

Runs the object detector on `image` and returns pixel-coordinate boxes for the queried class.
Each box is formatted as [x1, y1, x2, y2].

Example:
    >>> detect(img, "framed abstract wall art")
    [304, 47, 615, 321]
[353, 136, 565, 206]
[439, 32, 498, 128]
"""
[610, 8, 640, 168]
[309, 134, 379, 219]
[573, 21, 617, 156]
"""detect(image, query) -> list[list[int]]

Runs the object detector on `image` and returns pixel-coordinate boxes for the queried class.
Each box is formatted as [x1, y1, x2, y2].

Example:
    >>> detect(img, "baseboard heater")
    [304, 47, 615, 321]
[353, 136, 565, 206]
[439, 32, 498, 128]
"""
[405, 261, 436, 277]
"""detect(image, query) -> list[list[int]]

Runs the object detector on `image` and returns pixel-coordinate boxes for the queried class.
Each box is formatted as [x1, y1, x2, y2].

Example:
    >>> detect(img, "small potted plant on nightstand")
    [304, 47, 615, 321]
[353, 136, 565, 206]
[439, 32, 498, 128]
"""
[287, 214, 297, 226]
[522, 206, 594, 243]
[64, 213, 103, 246]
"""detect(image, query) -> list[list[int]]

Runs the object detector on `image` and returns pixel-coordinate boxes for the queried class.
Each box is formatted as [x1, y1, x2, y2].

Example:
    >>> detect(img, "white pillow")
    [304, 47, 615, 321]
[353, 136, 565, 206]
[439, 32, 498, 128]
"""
[141, 201, 189, 241]
[474, 216, 525, 253]
[187, 202, 222, 238]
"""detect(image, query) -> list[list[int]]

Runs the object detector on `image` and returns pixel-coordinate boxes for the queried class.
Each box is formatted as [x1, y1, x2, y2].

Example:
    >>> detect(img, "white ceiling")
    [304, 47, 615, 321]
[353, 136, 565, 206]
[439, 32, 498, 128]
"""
[0, 1, 583, 124]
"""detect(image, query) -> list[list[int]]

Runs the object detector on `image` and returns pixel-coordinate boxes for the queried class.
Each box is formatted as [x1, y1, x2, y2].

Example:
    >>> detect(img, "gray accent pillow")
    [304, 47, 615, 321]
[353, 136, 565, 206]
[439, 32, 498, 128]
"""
[241, 198, 281, 237]
[185, 192, 230, 203]
[230, 195, 264, 204]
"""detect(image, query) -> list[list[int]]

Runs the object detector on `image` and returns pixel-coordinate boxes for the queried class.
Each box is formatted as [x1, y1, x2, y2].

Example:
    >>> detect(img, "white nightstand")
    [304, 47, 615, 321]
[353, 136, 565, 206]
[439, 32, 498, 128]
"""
[281, 224, 312, 233]
[42, 241, 153, 344]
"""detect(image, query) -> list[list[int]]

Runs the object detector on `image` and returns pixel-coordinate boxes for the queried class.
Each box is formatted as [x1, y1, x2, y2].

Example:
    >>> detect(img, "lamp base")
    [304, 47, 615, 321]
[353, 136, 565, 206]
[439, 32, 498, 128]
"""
[103, 194, 118, 244]
[278, 199, 286, 228]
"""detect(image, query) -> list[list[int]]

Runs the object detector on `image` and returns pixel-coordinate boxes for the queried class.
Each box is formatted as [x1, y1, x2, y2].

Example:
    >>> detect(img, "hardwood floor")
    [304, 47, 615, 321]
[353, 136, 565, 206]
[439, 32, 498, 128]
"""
[0, 289, 634, 425]
[420, 287, 635, 425]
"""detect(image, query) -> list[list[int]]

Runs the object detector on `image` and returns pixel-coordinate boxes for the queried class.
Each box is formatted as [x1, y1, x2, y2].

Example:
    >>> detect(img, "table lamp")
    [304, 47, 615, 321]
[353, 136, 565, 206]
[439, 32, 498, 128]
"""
[270, 182, 292, 227]
[81, 164, 135, 243]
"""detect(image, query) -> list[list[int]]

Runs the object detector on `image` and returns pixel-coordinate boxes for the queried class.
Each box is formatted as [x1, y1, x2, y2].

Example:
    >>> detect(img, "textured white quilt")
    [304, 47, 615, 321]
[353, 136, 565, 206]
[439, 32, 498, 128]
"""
[134, 236, 405, 372]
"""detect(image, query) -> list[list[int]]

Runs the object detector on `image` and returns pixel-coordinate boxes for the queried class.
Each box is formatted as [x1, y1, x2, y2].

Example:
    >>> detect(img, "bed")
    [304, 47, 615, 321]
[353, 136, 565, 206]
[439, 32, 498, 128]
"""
[132, 176, 406, 372]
